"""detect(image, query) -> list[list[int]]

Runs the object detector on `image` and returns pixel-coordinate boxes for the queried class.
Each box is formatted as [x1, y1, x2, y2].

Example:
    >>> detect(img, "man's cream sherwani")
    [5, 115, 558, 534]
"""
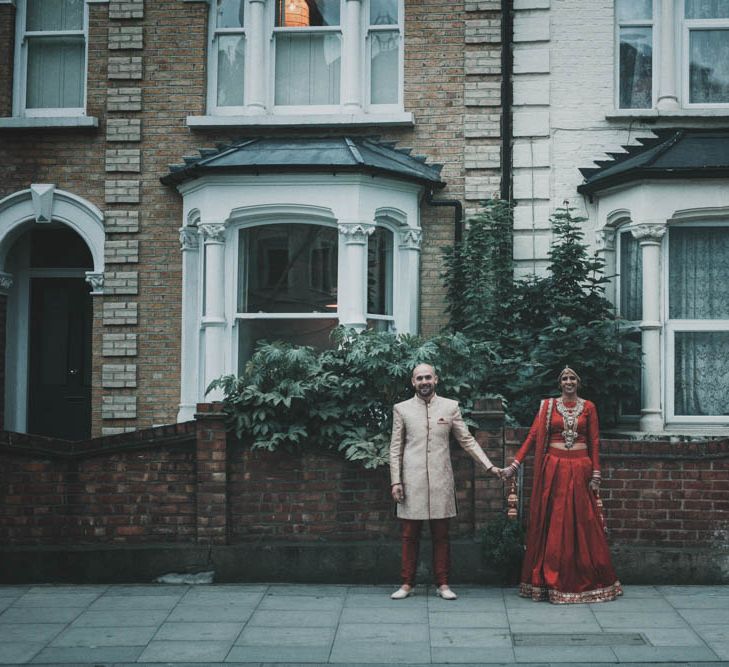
[389, 394, 494, 520]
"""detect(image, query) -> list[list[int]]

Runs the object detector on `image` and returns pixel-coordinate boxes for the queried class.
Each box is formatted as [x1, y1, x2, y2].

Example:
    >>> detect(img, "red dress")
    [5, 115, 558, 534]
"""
[513, 397, 622, 604]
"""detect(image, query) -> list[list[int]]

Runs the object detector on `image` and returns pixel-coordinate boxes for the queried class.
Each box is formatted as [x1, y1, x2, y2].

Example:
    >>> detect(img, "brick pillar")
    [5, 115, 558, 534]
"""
[195, 402, 228, 545]
[472, 398, 506, 533]
[0, 3, 15, 118]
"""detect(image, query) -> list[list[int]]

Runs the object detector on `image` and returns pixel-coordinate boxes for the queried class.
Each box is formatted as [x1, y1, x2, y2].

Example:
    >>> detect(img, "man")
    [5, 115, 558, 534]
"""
[389, 363, 501, 600]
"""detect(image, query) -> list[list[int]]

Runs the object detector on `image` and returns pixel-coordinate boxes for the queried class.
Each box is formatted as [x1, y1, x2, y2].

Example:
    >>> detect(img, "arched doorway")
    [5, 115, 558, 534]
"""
[7, 225, 93, 439]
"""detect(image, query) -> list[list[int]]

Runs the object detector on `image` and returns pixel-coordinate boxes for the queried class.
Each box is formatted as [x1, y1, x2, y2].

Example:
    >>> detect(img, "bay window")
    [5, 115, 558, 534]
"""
[13, 0, 87, 116]
[366, 226, 394, 331]
[207, 0, 403, 116]
[617, 229, 643, 417]
[616, 0, 654, 109]
[684, 0, 729, 104]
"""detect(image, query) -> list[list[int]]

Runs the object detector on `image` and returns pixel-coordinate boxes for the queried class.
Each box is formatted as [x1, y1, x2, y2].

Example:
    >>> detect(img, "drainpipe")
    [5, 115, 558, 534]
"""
[425, 191, 463, 244]
[501, 0, 513, 202]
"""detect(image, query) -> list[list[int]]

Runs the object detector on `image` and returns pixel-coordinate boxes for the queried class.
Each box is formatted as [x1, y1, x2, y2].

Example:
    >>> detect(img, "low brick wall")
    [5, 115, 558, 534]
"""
[1, 403, 727, 583]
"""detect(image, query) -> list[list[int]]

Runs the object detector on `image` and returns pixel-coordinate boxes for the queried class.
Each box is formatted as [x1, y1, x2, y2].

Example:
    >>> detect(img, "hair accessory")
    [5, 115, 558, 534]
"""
[558, 366, 581, 383]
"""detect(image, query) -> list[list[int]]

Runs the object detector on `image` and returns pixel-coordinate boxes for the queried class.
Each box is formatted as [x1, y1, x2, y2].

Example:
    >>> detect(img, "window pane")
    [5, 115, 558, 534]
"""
[370, 31, 399, 104]
[619, 27, 653, 108]
[238, 224, 338, 313]
[216, 0, 244, 28]
[238, 318, 337, 370]
[674, 331, 729, 415]
[619, 231, 643, 321]
[275, 33, 341, 105]
[686, 0, 729, 19]
[689, 30, 729, 103]
[367, 318, 394, 332]
[616, 0, 652, 21]
[669, 227, 729, 319]
[275, 0, 341, 27]
[26, 36, 84, 108]
[367, 227, 393, 315]
[371, 0, 398, 24]
[27, 0, 83, 31]
[621, 330, 643, 416]
[217, 35, 245, 106]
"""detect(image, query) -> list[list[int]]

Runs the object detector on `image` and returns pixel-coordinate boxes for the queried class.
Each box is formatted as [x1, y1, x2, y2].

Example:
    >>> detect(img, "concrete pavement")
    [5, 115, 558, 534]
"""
[1, 583, 728, 665]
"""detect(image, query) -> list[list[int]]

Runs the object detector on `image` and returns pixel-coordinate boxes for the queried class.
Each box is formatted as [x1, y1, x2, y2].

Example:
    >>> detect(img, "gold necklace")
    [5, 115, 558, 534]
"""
[555, 397, 585, 449]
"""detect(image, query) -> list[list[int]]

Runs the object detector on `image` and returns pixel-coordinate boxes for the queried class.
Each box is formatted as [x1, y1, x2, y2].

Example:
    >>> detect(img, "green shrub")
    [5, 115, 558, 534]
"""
[209, 328, 501, 469]
[480, 514, 525, 583]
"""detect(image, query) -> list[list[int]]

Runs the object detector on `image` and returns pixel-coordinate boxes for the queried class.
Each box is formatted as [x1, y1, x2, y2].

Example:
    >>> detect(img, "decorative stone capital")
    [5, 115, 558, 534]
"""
[0, 271, 14, 292]
[338, 221, 376, 244]
[179, 226, 200, 251]
[199, 223, 226, 243]
[399, 227, 422, 250]
[85, 271, 104, 295]
[594, 228, 616, 252]
[629, 223, 667, 244]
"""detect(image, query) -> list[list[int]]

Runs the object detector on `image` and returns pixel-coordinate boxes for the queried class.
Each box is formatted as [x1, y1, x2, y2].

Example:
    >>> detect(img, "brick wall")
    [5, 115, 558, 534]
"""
[0, 294, 5, 430]
[0, 3, 14, 118]
[506, 429, 729, 549]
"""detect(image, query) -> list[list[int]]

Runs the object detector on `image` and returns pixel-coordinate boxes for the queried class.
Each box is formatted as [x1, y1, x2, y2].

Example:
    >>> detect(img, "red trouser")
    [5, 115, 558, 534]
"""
[400, 518, 450, 587]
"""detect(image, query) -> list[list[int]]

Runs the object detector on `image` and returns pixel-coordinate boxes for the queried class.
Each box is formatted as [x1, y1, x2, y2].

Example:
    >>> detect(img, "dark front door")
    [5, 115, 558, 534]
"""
[27, 278, 92, 440]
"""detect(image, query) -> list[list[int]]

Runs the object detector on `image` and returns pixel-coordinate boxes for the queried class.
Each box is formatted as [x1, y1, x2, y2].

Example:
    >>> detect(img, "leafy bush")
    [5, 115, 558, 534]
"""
[480, 514, 525, 583]
[209, 328, 500, 469]
[443, 202, 641, 426]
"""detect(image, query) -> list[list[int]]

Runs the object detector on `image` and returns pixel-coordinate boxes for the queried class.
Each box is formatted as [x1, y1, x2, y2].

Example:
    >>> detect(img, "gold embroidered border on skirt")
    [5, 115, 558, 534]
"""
[519, 581, 623, 604]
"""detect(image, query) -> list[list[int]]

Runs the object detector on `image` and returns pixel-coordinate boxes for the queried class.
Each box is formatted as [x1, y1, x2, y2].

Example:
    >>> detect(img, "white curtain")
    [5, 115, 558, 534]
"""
[216, 35, 245, 106]
[620, 231, 643, 321]
[370, 31, 398, 104]
[275, 34, 341, 105]
[619, 27, 653, 109]
[685, 0, 729, 19]
[670, 227, 729, 416]
[26, 0, 83, 30]
[689, 30, 729, 103]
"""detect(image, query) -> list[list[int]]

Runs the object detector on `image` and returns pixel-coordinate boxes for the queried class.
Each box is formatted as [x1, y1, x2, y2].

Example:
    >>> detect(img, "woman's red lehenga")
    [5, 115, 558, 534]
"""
[514, 398, 622, 604]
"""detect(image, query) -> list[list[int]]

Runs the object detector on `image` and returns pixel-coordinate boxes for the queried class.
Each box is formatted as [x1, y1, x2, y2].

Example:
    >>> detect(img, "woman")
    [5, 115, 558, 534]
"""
[502, 367, 622, 604]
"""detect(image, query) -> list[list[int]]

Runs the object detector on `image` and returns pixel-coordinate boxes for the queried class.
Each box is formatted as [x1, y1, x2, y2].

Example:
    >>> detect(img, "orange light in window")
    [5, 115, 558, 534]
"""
[285, 0, 310, 27]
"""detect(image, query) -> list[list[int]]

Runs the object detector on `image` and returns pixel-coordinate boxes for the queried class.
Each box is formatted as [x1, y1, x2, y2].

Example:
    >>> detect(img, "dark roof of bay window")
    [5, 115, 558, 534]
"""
[161, 137, 445, 188]
[578, 129, 729, 196]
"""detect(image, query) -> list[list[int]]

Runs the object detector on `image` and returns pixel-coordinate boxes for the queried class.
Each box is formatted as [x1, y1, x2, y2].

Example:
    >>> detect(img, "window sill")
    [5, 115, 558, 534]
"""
[186, 112, 415, 130]
[0, 116, 99, 129]
[606, 108, 729, 120]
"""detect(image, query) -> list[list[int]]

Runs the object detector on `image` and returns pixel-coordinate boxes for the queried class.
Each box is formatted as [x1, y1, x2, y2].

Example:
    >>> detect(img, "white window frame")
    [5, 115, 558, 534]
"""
[664, 221, 729, 424]
[615, 227, 643, 421]
[207, 0, 404, 117]
[681, 8, 729, 108]
[615, 0, 656, 110]
[12, 0, 89, 117]
[365, 0, 403, 111]
[365, 219, 396, 331]
[207, 1, 248, 116]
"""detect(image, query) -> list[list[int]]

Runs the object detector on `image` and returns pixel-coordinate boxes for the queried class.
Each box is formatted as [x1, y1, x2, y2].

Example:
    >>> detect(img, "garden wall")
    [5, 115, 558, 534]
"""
[1, 403, 727, 583]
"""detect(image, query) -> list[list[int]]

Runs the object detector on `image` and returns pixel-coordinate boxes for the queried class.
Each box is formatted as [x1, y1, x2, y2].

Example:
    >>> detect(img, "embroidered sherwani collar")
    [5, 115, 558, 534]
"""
[413, 393, 438, 407]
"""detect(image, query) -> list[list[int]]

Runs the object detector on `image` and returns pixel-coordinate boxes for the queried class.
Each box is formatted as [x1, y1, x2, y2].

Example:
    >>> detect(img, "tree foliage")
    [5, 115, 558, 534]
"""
[443, 202, 641, 425]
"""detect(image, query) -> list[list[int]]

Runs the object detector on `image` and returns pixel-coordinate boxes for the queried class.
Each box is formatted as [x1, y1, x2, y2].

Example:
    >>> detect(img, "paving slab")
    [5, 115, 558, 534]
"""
[87, 594, 181, 611]
[247, 610, 340, 627]
[428, 611, 509, 629]
[344, 593, 427, 608]
[694, 624, 729, 642]
[329, 639, 431, 664]
[593, 611, 689, 629]
[102, 585, 188, 596]
[0, 642, 43, 664]
[138, 639, 233, 662]
[611, 645, 721, 662]
[226, 645, 333, 662]
[29, 645, 144, 664]
[266, 584, 348, 597]
[258, 594, 345, 611]
[153, 621, 245, 641]
[236, 625, 336, 647]
[335, 623, 429, 643]
[0, 586, 31, 597]
[430, 628, 512, 648]
[12, 593, 101, 607]
[0, 623, 65, 643]
[588, 597, 674, 613]
[0, 607, 84, 624]
[708, 641, 729, 660]
[0, 599, 12, 613]
[50, 625, 158, 647]
[166, 604, 256, 623]
[28, 585, 108, 595]
[430, 646, 516, 663]
[678, 608, 729, 624]
[428, 597, 507, 612]
[70, 608, 171, 627]
[514, 646, 617, 662]
[639, 628, 706, 646]
[340, 606, 428, 624]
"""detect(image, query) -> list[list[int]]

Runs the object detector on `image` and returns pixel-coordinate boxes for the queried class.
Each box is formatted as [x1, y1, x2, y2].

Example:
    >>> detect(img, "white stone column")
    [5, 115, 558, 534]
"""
[630, 222, 667, 432]
[396, 227, 422, 334]
[84, 272, 104, 295]
[178, 226, 201, 421]
[656, 0, 679, 110]
[200, 223, 227, 401]
[341, 0, 363, 112]
[338, 221, 375, 329]
[245, 0, 267, 113]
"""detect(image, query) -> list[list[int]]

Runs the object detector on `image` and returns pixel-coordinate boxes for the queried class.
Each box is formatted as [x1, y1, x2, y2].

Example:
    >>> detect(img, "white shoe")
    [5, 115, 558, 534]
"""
[390, 586, 414, 600]
[436, 586, 457, 600]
